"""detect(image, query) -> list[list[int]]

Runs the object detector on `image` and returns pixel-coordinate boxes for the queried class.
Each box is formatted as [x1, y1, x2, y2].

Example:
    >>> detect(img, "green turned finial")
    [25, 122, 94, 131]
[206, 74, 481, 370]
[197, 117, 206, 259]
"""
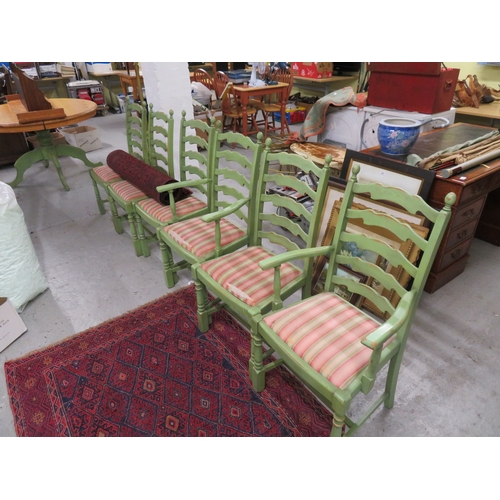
[351, 163, 360, 180]
[444, 192, 457, 209]
[256, 131, 264, 145]
[169, 109, 174, 118]
[265, 137, 272, 151]
[181, 110, 187, 118]
[324, 154, 332, 169]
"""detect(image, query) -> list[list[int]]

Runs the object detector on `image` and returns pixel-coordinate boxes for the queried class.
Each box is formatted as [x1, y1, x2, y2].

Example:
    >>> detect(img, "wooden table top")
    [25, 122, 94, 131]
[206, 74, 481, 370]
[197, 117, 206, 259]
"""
[0, 98, 97, 133]
[294, 75, 356, 84]
[232, 82, 288, 92]
[455, 102, 500, 120]
[290, 142, 346, 169]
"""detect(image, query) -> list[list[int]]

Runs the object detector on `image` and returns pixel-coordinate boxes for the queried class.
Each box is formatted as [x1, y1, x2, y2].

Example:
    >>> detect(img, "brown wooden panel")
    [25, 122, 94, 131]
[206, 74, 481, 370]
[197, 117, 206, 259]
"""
[436, 239, 473, 271]
[425, 253, 469, 293]
[0, 132, 29, 166]
[443, 218, 479, 252]
[450, 196, 486, 231]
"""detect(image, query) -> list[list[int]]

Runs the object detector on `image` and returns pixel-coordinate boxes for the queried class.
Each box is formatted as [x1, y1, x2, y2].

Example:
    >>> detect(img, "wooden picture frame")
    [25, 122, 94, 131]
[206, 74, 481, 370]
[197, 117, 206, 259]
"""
[316, 181, 426, 249]
[340, 150, 436, 201]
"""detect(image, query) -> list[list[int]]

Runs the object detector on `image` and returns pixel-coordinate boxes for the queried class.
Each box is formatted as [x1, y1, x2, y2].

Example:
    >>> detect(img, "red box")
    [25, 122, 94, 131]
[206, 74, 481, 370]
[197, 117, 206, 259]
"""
[367, 63, 460, 114]
[367, 62, 443, 75]
[291, 62, 333, 79]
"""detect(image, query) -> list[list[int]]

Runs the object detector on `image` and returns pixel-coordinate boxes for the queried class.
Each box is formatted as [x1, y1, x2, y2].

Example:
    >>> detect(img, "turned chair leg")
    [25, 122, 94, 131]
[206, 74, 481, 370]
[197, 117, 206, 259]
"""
[108, 193, 124, 234]
[249, 327, 266, 392]
[136, 214, 151, 258]
[128, 211, 142, 257]
[194, 279, 210, 332]
[160, 240, 179, 288]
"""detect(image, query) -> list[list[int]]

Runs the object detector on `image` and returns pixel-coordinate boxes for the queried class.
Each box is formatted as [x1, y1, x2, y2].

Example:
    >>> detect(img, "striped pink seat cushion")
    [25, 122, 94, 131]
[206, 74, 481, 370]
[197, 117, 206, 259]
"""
[109, 180, 147, 201]
[162, 217, 246, 258]
[263, 292, 380, 390]
[92, 165, 122, 183]
[200, 247, 301, 307]
[137, 197, 207, 223]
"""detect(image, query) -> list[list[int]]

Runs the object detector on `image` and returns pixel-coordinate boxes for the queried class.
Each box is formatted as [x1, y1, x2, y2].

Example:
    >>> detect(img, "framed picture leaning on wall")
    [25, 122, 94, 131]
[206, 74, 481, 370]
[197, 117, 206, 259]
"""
[340, 150, 436, 201]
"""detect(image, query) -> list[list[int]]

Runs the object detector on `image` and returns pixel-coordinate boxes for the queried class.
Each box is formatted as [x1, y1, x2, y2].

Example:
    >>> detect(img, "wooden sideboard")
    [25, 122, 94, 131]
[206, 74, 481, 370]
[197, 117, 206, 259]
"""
[364, 123, 500, 293]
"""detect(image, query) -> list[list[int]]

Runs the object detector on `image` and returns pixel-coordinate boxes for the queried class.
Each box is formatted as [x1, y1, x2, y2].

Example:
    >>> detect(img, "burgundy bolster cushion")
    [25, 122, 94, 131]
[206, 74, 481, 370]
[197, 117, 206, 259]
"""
[106, 150, 191, 205]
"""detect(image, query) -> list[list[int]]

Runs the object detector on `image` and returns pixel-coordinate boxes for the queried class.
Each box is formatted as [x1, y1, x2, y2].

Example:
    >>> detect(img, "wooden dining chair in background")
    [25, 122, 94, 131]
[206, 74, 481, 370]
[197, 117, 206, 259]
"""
[193, 68, 214, 91]
[252, 70, 294, 138]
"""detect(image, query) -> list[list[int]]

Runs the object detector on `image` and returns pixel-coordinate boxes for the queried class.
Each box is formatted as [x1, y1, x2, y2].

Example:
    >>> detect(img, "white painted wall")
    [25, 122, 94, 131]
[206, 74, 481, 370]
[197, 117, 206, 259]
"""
[141, 62, 196, 178]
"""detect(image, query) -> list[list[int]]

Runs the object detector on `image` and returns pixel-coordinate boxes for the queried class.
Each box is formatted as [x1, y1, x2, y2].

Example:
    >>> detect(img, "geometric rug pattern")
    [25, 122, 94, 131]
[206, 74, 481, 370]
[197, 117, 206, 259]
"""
[5, 285, 332, 436]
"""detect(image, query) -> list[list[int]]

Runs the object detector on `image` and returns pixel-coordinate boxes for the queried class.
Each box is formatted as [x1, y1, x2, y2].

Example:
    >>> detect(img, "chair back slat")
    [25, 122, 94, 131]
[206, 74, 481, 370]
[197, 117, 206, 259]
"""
[251, 140, 332, 294]
[178, 111, 215, 199]
[125, 97, 148, 163]
[209, 127, 263, 220]
[346, 207, 429, 253]
[323, 164, 455, 321]
[147, 106, 174, 176]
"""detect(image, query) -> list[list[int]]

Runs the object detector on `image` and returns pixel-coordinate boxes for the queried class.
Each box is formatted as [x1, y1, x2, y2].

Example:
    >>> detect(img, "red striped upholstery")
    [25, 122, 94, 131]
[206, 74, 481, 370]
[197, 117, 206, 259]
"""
[93, 165, 122, 183]
[109, 180, 147, 201]
[162, 217, 246, 257]
[263, 292, 381, 389]
[137, 197, 207, 223]
[200, 247, 301, 307]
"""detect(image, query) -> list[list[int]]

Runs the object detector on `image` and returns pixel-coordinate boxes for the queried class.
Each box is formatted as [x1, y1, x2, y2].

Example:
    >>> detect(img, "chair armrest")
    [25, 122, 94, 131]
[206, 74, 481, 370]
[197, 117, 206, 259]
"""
[156, 178, 208, 193]
[201, 198, 249, 223]
[258, 246, 333, 312]
[361, 291, 415, 349]
[258, 246, 333, 270]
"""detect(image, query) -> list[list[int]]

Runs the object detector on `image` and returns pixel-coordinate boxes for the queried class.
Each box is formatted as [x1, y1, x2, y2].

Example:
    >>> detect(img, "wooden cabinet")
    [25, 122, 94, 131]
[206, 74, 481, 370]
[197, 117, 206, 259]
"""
[0, 132, 29, 166]
[363, 123, 500, 293]
[426, 174, 490, 292]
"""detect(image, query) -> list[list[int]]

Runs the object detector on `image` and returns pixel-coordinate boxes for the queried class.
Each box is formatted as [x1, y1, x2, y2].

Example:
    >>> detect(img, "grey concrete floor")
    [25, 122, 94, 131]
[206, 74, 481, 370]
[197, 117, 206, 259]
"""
[0, 111, 499, 437]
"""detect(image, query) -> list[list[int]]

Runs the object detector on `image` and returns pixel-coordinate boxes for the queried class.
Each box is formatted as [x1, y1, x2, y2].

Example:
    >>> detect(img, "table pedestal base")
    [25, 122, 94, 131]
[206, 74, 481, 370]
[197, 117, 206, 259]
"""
[8, 130, 103, 191]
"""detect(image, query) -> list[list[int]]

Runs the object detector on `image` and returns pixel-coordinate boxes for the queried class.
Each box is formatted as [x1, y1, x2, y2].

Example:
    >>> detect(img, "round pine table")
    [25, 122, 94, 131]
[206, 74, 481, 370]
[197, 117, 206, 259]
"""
[0, 98, 103, 191]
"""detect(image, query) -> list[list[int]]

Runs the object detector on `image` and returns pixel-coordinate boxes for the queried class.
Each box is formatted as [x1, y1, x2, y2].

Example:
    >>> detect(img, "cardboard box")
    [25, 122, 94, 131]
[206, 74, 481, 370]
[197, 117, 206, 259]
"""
[0, 297, 27, 352]
[367, 64, 460, 114]
[27, 131, 67, 149]
[85, 62, 113, 74]
[60, 126, 102, 152]
[291, 62, 333, 79]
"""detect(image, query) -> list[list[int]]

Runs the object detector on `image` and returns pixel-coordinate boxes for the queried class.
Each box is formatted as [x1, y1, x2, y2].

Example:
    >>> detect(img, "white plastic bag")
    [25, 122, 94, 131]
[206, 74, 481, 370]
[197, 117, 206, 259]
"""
[0, 182, 48, 311]
[191, 81, 212, 106]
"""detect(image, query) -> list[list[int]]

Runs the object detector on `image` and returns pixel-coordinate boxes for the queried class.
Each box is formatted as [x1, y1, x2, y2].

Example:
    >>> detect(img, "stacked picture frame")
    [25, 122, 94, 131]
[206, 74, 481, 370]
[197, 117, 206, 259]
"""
[312, 150, 436, 319]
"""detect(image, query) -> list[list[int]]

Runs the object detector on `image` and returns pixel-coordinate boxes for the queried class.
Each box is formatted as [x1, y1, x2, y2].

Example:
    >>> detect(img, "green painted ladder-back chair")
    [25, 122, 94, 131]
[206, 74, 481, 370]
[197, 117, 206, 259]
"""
[156, 125, 264, 289]
[134, 110, 216, 258]
[191, 138, 333, 333]
[107, 105, 173, 257]
[89, 97, 148, 215]
[248, 163, 455, 436]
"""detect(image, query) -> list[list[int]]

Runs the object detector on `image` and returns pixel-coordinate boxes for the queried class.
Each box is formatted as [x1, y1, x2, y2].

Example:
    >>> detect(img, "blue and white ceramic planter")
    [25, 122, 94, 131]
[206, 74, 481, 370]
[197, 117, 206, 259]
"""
[377, 116, 450, 156]
[377, 118, 422, 156]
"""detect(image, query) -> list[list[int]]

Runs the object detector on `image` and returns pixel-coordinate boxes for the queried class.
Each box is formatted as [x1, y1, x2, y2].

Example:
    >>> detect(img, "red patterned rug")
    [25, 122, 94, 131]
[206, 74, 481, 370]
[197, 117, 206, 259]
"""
[5, 285, 332, 437]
